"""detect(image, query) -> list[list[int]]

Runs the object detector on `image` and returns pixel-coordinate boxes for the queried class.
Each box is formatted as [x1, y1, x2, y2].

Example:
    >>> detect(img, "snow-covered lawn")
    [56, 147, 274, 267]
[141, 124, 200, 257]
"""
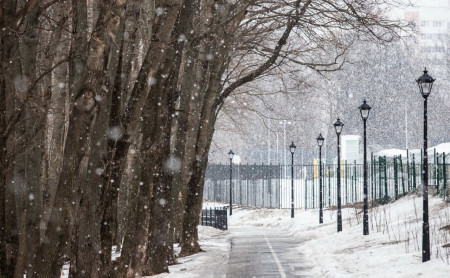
[156, 195, 449, 277]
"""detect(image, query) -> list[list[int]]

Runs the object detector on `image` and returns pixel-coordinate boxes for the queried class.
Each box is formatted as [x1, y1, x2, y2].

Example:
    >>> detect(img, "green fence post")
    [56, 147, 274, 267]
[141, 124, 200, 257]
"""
[394, 156, 398, 200]
[434, 148, 437, 191]
[353, 160, 357, 203]
[312, 170, 315, 209]
[412, 154, 416, 191]
[328, 166, 331, 206]
[400, 155, 405, 196]
[351, 170, 354, 203]
[437, 153, 440, 196]
[443, 153, 447, 201]
[345, 160, 348, 204]
[305, 175, 307, 210]
[407, 150, 410, 191]
[371, 152, 374, 203]
[378, 156, 382, 199]
[384, 156, 388, 199]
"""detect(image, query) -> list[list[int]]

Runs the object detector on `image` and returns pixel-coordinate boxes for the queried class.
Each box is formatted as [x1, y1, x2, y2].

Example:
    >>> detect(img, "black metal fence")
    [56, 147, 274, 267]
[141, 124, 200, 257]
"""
[201, 207, 228, 230]
[203, 153, 450, 209]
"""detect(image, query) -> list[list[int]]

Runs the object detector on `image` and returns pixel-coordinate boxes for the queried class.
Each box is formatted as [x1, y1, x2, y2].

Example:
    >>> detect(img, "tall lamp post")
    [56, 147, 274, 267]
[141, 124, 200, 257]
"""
[359, 100, 371, 235]
[416, 68, 435, 262]
[228, 150, 234, 216]
[317, 134, 325, 224]
[289, 142, 296, 218]
[334, 118, 344, 232]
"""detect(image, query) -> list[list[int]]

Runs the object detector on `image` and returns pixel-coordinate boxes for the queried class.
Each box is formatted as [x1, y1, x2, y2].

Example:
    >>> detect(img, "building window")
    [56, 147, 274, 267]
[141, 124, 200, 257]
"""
[432, 21, 443, 27]
[421, 20, 429, 27]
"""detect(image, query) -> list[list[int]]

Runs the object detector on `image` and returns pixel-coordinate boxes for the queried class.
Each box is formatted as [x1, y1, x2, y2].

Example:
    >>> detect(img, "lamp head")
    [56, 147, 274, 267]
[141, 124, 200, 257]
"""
[317, 133, 325, 147]
[416, 68, 435, 97]
[359, 100, 371, 120]
[289, 141, 296, 154]
[334, 118, 344, 135]
[228, 150, 234, 160]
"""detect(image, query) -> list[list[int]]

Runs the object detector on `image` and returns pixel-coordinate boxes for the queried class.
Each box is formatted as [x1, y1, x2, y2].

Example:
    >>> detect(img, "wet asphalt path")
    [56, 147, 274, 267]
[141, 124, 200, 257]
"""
[226, 227, 312, 278]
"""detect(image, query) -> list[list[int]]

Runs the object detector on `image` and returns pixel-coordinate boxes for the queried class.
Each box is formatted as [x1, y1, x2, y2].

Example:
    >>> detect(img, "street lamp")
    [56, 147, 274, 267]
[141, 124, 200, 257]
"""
[228, 150, 234, 216]
[317, 134, 325, 224]
[289, 142, 296, 218]
[334, 118, 344, 232]
[416, 68, 435, 262]
[359, 100, 371, 235]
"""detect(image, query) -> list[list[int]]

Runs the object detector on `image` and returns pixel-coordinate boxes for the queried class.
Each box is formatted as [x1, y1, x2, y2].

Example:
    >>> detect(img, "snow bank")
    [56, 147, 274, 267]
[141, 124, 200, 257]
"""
[152, 226, 229, 278]
[230, 195, 450, 277]
[155, 196, 449, 277]
[375, 148, 408, 157]
[376, 142, 450, 157]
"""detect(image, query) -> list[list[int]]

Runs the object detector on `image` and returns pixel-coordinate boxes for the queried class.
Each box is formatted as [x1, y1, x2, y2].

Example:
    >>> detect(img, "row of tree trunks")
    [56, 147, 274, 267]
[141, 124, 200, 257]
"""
[32, 1, 128, 276]
[97, 0, 184, 276]
[0, 1, 404, 277]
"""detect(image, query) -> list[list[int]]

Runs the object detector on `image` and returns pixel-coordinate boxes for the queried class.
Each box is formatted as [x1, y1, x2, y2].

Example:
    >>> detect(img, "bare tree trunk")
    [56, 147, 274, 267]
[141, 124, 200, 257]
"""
[178, 0, 217, 256]
[0, 1, 20, 275]
[95, 1, 182, 275]
[143, 46, 181, 276]
[32, 2, 127, 275]
[73, 5, 127, 277]
[168, 0, 196, 247]
[9, 2, 45, 277]
[42, 1, 71, 236]
[179, 1, 245, 256]
[0, 1, 23, 275]
[123, 138, 154, 278]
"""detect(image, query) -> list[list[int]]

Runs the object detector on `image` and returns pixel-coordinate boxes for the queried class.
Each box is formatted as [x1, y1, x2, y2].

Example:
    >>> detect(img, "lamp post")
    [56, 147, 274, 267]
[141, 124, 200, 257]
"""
[334, 118, 344, 232]
[317, 134, 325, 224]
[289, 142, 296, 218]
[228, 150, 234, 216]
[416, 68, 435, 262]
[359, 100, 371, 235]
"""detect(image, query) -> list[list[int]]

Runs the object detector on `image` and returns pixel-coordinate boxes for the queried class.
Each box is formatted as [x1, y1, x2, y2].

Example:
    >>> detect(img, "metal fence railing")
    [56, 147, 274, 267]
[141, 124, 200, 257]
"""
[201, 207, 228, 230]
[203, 153, 450, 209]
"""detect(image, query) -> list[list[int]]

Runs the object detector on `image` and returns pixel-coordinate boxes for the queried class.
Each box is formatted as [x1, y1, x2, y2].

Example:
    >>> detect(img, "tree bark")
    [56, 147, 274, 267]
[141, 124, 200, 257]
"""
[32, 2, 127, 275]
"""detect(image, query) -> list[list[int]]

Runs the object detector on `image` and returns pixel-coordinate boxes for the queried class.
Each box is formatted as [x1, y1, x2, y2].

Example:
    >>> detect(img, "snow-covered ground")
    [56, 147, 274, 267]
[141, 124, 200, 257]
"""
[152, 226, 230, 278]
[376, 142, 450, 158]
[157, 195, 449, 277]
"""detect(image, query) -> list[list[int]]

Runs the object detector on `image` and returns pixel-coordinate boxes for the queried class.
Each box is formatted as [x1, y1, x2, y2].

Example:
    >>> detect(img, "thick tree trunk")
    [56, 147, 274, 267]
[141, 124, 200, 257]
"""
[179, 1, 244, 256]
[32, 1, 127, 276]
[86, 7, 126, 277]
[42, 1, 71, 237]
[32, 88, 98, 277]
[143, 44, 181, 275]
[168, 0, 195, 246]
[113, 134, 146, 277]
[122, 140, 154, 278]
[178, 0, 217, 256]
[95, 1, 182, 276]
[14, 4, 46, 277]
[0, 1, 20, 275]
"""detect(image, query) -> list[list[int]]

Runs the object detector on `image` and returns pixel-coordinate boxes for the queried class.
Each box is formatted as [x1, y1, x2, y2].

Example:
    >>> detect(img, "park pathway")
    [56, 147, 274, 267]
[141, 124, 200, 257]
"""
[226, 227, 313, 278]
